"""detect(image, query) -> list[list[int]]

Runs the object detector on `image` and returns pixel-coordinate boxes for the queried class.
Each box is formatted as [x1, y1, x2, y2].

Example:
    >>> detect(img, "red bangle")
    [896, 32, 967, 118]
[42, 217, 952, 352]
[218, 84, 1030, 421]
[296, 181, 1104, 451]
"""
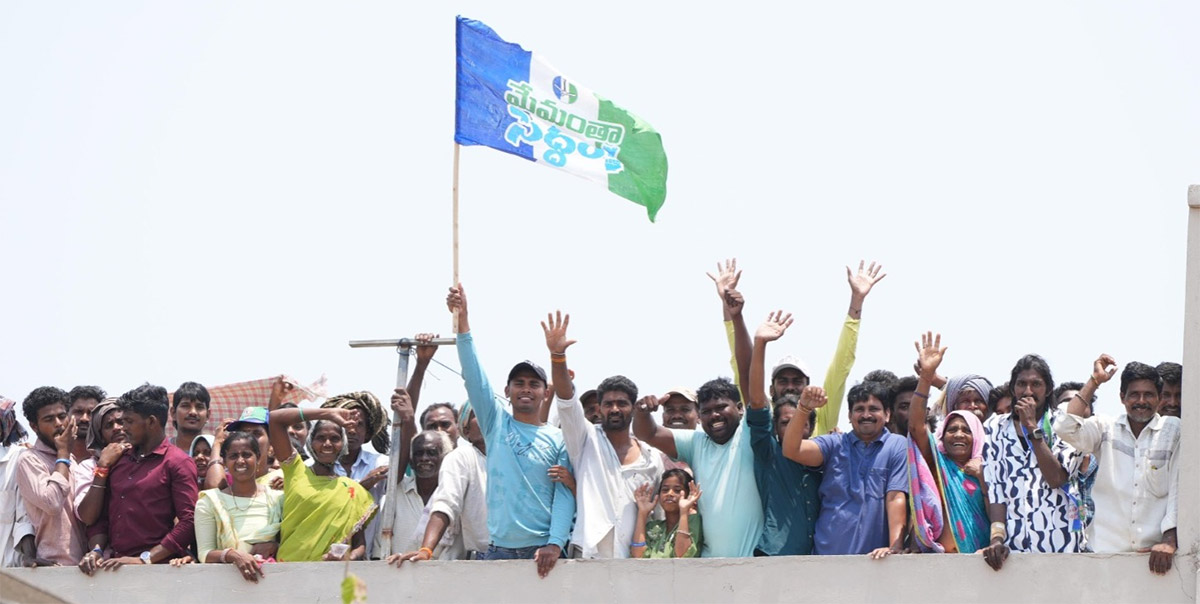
[94, 466, 110, 479]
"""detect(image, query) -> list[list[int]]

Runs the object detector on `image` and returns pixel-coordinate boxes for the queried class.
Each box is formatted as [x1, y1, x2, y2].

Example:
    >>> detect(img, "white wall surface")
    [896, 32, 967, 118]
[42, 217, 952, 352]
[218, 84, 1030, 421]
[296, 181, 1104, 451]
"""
[2, 553, 1196, 604]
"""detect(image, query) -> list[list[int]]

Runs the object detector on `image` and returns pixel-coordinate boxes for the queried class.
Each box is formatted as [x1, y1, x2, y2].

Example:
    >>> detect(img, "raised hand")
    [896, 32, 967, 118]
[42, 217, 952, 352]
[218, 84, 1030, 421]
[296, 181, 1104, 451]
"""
[1013, 396, 1038, 431]
[446, 285, 468, 316]
[636, 394, 665, 414]
[53, 416, 77, 456]
[679, 483, 702, 514]
[755, 310, 793, 343]
[414, 333, 439, 364]
[391, 388, 414, 425]
[324, 408, 357, 429]
[268, 376, 294, 410]
[706, 258, 742, 300]
[799, 386, 828, 410]
[723, 289, 745, 317]
[1091, 354, 1118, 386]
[913, 332, 948, 380]
[541, 311, 577, 355]
[847, 260, 887, 299]
[634, 482, 657, 515]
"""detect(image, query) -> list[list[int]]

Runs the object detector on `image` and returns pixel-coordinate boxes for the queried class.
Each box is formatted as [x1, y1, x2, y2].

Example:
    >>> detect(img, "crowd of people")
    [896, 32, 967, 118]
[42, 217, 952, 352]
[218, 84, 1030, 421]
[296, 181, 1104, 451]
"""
[0, 259, 1186, 584]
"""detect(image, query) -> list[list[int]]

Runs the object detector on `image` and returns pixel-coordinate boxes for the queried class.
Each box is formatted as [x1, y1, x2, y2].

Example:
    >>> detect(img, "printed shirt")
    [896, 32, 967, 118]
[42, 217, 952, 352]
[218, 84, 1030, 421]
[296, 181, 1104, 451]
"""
[428, 443, 488, 554]
[88, 438, 198, 558]
[811, 429, 908, 555]
[983, 410, 1081, 553]
[15, 440, 84, 564]
[456, 331, 575, 549]
[557, 391, 663, 558]
[1055, 412, 1180, 552]
[746, 406, 821, 556]
[670, 417, 762, 558]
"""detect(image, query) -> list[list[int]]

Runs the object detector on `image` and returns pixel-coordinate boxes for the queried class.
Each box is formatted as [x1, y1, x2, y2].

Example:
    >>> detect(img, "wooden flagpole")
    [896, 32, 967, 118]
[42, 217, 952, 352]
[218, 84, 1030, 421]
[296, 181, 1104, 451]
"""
[452, 143, 461, 330]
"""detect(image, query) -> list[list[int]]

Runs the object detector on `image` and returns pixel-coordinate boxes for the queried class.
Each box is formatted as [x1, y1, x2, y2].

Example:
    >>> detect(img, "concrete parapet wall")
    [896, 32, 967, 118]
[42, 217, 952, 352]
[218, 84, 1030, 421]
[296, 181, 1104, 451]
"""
[2, 553, 1196, 604]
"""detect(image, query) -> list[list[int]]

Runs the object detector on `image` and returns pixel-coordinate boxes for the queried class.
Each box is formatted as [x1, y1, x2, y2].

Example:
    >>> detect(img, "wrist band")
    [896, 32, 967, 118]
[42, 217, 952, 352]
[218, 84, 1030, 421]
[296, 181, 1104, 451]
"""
[550, 356, 567, 364]
[298, 408, 305, 423]
[418, 547, 434, 559]
[94, 466, 110, 479]
[550, 352, 566, 357]
[913, 391, 930, 400]
[676, 530, 691, 537]
[629, 542, 647, 548]
[990, 522, 1007, 542]
[55, 458, 71, 466]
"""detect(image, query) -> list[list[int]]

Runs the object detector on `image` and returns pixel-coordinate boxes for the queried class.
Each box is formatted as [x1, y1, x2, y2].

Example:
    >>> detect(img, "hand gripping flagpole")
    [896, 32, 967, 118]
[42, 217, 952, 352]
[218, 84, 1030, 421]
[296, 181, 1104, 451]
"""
[348, 336, 456, 558]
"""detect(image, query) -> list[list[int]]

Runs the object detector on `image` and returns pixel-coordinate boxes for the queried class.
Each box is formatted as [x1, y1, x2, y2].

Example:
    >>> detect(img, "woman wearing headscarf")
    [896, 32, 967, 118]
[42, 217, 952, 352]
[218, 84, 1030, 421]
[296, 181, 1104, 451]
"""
[910, 333, 991, 554]
[74, 399, 131, 526]
[267, 379, 375, 562]
[189, 435, 216, 489]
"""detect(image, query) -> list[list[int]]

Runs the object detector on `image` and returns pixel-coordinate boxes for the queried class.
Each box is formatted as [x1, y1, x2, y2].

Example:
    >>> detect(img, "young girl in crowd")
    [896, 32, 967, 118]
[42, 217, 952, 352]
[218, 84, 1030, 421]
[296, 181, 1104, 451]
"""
[192, 431, 284, 582]
[267, 379, 375, 562]
[631, 469, 703, 558]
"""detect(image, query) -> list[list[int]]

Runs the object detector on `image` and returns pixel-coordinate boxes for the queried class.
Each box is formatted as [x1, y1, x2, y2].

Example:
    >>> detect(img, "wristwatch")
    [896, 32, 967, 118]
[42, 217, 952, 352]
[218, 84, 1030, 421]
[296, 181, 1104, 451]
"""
[1030, 428, 1045, 441]
[139, 551, 152, 564]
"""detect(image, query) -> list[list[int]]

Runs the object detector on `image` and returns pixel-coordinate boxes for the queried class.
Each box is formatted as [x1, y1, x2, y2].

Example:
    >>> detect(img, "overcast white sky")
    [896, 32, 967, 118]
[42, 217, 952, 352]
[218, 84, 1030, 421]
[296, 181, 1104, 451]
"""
[2, 2, 1197, 431]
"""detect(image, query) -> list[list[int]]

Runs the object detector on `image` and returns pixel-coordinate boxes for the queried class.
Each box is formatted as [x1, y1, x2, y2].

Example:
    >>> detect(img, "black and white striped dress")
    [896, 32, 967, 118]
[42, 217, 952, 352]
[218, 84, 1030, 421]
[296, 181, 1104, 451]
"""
[983, 411, 1082, 553]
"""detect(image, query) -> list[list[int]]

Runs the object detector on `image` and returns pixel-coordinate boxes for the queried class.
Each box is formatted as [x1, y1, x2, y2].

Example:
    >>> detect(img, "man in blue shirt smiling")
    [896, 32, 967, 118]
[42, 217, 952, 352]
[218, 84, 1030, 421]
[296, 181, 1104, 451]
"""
[446, 284, 575, 578]
[782, 379, 908, 558]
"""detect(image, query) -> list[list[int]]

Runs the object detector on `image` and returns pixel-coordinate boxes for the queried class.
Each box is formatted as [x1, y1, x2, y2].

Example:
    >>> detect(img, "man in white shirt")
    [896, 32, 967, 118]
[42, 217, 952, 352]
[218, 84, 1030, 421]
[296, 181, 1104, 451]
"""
[382, 431, 452, 557]
[389, 401, 488, 565]
[556, 372, 664, 559]
[1056, 355, 1181, 575]
[1, 397, 38, 568]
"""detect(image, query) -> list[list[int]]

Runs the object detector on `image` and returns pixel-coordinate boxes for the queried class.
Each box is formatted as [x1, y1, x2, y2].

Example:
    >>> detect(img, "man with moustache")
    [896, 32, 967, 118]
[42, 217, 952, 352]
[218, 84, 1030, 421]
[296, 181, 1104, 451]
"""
[446, 285, 574, 578]
[781, 380, 908, 558]
[1056, 356, 1181, 575]
[1156, 362, 1182, 418]
[74, 399, 130, 527]
[65, 387, 104, 466]
[78, 384, 197, 572]
[16, 387, 85, 565]
[634, 377, 762, 558]
[554, 370, 663, 558]
[169, 382, 210, 451]
[979, 355, 1081, 571]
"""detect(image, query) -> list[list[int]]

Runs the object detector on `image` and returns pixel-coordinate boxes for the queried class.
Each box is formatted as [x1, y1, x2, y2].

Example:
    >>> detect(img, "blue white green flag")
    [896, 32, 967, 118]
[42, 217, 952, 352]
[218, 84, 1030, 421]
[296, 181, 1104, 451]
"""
[454, 17, 668, 222]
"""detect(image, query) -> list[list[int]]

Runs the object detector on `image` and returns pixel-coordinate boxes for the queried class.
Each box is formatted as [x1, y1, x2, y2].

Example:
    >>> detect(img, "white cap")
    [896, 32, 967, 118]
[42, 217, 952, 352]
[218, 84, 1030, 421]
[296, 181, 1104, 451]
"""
[771, 355, 812, 380]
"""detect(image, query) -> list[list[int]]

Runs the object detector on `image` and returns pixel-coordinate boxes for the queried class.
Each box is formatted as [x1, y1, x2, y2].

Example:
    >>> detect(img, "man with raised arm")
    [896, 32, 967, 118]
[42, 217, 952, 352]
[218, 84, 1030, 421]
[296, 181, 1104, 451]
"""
[979, 354, 1081, 571]
[709, 259, 885, 437]
[747, 311, 822, 556]
[388, 400, 488, 565]
[781, 379, 908, 558]
[545, 314, 664, 559]
[445, 284, 574, 578]
[633, 376, 761, 558]
[1055, 355, 1180, 575]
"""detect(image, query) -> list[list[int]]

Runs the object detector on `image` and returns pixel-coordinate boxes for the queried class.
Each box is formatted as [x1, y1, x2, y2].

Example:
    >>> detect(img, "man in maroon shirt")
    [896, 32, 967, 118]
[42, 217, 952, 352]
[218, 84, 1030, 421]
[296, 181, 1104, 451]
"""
[78, 384, 197, 573]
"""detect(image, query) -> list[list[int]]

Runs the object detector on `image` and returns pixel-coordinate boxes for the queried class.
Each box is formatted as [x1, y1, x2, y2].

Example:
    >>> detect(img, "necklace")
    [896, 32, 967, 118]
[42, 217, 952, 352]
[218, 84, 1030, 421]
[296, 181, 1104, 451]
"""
[227, 486, 262, 512]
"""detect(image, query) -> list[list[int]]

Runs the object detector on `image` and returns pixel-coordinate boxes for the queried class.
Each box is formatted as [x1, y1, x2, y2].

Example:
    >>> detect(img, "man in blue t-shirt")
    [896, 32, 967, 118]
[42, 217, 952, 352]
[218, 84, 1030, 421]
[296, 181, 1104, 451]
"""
[781, 379, 908, 558]
[446, 284, 575, 578]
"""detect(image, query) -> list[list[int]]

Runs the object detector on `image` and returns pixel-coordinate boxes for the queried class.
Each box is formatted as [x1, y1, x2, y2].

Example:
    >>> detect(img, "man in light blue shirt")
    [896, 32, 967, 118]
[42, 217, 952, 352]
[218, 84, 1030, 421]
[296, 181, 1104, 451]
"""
[633, 377, 763, 557]
[447, 284, 574, 578]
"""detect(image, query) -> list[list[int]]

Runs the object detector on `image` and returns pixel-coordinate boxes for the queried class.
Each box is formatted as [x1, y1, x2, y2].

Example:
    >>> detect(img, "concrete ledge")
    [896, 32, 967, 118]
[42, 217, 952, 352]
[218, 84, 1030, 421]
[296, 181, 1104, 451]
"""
[2, 553, 1195, 604]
